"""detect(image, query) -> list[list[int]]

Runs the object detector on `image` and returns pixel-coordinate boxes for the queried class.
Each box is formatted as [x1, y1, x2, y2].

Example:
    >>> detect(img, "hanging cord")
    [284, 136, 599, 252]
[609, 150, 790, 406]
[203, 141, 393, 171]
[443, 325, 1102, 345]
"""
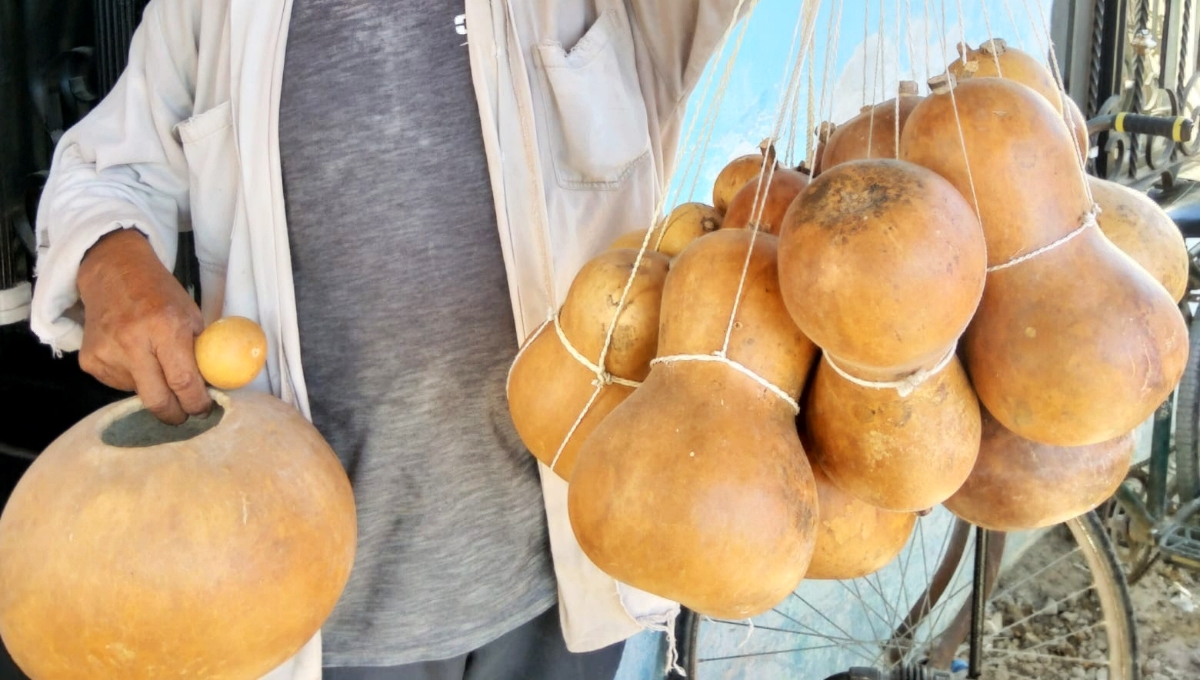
[967, 0, 1004, 75]
[986, 205, 1100, 273]
[809, 0, 845, 171]
[823, 344, 958, 398]
[1025, 0, 1097, 203]
[865, 0, 887, 158]
[651, 353, 801, 413]
[894, 0, 904, 160]
[552, 316, 642, 390]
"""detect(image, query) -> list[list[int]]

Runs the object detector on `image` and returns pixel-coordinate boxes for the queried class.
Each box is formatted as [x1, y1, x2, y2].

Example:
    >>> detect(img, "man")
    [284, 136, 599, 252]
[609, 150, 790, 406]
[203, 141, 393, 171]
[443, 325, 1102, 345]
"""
[30, 1, 749, 678]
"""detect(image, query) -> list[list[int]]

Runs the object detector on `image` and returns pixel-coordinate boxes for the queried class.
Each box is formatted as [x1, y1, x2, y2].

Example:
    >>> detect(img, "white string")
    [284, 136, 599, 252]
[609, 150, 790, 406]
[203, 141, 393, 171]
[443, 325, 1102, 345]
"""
[894, 0, 904, 160]
[987, 205, 1099, 272]
[742, 3, 813, 234]
[543, 314, 643, 473]
[933, 0, 986, 232]
[651, 353, 801, 414]
[640, 614, 685, 677]
[1015, 0, 1048, 59]
[553, 315, 642, 389]
[1026, 0, 1096, 204]
[678, 2, 755, 207]
[919, 0, 930, 85]
[813, 0, 846, 169]
[865, 0, 886, 159]
[578, 2, 755, 474]
[802, 55, 816, 168]
[823, 344, 957, 398]
[863, 3, 871, 110]
[739, 617, 756, 648]
[970, 0, 1004, 76]
[549, 383, 605, 472]
[1001, 0, 1028, 53]
[777, 6, 809, 165]
[724, 1, 821, 357]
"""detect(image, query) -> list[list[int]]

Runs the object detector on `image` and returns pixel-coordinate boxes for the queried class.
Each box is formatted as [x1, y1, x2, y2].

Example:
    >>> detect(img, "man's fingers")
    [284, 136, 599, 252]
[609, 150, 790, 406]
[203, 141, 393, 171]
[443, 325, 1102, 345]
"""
[156, 328, 213, 417]
[130, 357, 187, 425]
[78, 350, 136, 392]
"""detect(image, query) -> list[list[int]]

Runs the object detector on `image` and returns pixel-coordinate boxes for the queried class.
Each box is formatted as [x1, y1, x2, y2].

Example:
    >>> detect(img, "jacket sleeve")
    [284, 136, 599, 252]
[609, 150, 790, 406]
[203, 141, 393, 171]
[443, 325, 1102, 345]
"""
[31, 0, 199, 353]
[625, 0, 756, 115]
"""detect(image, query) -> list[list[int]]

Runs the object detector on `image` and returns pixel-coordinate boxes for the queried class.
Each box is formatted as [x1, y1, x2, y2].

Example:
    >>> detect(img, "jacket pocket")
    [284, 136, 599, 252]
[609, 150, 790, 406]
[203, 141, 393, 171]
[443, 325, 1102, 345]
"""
[533, 8, 651, 190]
[174, 100, 237, 322]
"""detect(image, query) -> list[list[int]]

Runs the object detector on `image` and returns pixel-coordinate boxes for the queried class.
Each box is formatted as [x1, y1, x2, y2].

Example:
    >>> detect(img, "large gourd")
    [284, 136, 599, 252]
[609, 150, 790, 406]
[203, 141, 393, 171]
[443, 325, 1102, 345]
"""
[778, 159, 986, 511]
[1088, 175, 1189, 302]
[507, 248, 669, 480]
[901, 75, 1188, 446]
[820, 82, 924, 170]
[569, 230, 819, 618]
[948, 39, 1063, 114]
[945, 409, 1133, 531]
[804, 354, 982, 512]
[712, 141, 777, 215]
[720, 166, 810, 235]
[805, 452, 916, 580]
[0, 391, 357, 680]
[778, 159, 986, 376]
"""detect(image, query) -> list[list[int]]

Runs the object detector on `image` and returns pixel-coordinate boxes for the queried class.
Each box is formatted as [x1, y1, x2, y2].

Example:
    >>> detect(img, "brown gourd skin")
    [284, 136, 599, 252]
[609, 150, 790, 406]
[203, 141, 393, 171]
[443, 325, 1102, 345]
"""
[811, 122, 834, 177]
[1088, 175, 1190, 302]
[720, 167, 810, 235]
[948, 39, 1064, 114]
[900, 77, 1188, 446]
[944, 409, 1134, 531]
[568, 230, 819, 619]
[1063, 93, 1090, 163]
[777, 159, 986, 377]
[820, 90, 925, 171]
[805, 452, 917, 580]
[0, 391, 357, 680]
[713, 143, 778, 215]
[805, 355, 981, 512]
[507, 248, 669, 480]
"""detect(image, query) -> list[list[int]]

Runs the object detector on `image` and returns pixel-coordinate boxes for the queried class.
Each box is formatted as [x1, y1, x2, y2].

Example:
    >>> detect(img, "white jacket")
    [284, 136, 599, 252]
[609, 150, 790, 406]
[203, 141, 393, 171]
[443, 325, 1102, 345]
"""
[31, 0, 749, 675]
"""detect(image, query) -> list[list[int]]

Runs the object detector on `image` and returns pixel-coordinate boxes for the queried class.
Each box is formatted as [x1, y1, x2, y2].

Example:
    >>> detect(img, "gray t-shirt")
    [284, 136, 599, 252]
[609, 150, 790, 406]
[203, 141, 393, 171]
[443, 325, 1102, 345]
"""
[278, 1, 557, 667]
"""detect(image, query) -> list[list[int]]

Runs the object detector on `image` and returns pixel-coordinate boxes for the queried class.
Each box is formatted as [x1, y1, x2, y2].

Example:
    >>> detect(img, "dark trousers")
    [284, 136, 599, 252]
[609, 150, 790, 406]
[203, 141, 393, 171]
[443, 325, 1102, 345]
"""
[323, 606, 626, 680]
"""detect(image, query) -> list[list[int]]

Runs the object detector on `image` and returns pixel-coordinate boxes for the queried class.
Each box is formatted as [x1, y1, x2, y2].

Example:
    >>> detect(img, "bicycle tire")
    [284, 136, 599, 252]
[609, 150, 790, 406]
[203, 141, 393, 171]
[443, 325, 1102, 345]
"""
[672, 510, 1138, 679]
[1169, 312, 1200, 503]
[1062, 511, 1140, 679]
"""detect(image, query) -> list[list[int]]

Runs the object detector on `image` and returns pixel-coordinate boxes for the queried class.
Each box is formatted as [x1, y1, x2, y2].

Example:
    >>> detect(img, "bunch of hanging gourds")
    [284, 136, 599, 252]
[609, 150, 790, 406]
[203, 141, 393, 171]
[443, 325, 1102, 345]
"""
[506, 38, 1190, 619]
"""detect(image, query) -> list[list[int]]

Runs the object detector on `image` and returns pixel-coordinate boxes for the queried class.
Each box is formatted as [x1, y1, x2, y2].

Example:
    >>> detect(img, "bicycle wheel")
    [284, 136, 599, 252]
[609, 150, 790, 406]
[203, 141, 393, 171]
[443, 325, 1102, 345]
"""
[674, 510, 1137, 679]
[1169, 313, 1200, 504]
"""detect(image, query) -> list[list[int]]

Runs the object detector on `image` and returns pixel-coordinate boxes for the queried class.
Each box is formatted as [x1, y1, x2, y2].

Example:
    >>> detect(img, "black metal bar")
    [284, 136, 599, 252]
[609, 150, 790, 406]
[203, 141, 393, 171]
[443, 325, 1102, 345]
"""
[93, 0, 146, 96]
[968, 527, 989, 679]
[1181, 0, 1193, 98]
[1149, 397, 1174, 516]
[0, 0, 31, 291]
[1161, 0, 1175, 90]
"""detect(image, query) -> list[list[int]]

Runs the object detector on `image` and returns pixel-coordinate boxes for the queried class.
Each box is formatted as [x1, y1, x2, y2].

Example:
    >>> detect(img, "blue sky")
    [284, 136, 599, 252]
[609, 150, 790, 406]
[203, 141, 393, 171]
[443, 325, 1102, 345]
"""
[666, 0, 1056, 205]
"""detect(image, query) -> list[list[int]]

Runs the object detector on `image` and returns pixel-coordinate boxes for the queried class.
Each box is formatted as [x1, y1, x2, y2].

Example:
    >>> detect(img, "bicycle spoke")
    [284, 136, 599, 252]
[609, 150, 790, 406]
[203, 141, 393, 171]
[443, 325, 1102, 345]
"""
[842, 576, 888, 639]
[989, 542, 1084, 604]
[990, 620, 1107, 659]
[698, 639, 896, 663]
[787, 594, 888, 664]
[993, 586, 1102, 638]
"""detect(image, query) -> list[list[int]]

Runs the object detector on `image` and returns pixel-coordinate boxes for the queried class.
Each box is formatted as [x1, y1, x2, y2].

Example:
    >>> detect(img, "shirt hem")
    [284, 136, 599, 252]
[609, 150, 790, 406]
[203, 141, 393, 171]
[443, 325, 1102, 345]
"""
[320, 590, 559, 668]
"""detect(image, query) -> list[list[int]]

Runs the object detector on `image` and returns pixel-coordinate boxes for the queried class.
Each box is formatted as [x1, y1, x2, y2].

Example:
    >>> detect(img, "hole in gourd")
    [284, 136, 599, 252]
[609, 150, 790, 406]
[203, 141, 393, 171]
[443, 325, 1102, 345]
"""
[102, 405, 226, 448]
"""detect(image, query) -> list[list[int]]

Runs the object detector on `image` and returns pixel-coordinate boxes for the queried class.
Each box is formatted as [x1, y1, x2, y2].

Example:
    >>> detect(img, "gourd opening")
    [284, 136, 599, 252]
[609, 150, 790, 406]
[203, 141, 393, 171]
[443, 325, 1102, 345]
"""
[102, 404, 226, 448]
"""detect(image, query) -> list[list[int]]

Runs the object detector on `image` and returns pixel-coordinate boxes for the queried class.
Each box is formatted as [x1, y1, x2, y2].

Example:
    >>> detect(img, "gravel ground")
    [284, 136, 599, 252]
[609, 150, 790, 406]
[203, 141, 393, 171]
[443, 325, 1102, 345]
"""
[972, 525, 1200, 679]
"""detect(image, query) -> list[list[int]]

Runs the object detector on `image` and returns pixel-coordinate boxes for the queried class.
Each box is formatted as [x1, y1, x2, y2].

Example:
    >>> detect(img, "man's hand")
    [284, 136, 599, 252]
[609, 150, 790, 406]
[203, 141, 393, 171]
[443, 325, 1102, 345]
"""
[77, 229, 212, 424]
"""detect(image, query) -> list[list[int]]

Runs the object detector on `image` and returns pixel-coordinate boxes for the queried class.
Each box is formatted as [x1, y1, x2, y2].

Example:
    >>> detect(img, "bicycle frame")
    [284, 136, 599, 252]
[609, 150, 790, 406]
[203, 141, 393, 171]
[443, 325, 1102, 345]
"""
[1114, 396, 1200, 569]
